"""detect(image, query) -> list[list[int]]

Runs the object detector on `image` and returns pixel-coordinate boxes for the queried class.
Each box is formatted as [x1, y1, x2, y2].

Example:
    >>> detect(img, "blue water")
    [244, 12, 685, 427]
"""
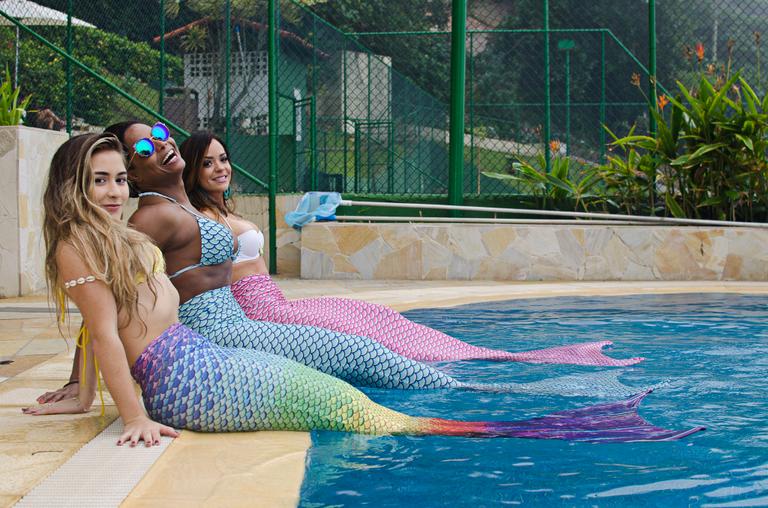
[299, 293, 768, 507]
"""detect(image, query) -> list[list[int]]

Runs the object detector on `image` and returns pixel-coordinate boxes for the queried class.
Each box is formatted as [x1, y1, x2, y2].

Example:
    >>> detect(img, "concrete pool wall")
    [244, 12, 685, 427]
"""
[299, 222, 768, 281]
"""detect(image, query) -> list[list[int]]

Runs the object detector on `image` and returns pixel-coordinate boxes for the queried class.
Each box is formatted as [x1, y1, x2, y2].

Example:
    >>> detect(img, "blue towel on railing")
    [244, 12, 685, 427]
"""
[285, 192, 342, 229]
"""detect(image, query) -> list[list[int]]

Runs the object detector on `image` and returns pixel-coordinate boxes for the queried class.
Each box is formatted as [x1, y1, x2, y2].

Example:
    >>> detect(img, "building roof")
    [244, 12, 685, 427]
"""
[152, 17, 328, 60]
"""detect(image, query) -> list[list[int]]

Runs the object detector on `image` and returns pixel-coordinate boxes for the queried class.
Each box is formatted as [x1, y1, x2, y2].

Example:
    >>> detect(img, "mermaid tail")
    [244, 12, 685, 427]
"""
[178, 287, 645, 397]
[418, 391, 704, 441]
[131, 323, 702, 442]
[231, 274, 643, 366]
[459, 371, 665, 398]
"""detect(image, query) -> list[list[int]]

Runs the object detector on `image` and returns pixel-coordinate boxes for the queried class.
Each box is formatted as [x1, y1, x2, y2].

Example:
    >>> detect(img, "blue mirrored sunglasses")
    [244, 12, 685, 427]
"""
[131, 122, 171, 159]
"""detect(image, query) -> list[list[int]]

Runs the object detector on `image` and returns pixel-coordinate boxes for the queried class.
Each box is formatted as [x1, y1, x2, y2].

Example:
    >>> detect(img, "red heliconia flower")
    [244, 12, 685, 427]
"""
[695, 42, 705, 62]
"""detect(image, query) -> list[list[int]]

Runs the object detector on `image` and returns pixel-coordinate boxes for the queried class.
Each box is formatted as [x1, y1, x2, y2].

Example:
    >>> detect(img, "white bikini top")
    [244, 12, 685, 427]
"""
[234, 229, 264, 263]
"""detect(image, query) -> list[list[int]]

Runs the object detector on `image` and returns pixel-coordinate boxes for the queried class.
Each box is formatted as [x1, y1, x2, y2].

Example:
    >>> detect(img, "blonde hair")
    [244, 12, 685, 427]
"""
[43, 133, 158, 329]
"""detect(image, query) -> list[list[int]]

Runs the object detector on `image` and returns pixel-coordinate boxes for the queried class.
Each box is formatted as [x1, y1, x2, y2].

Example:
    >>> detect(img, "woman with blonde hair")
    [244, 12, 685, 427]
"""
[24, 133, 178, 446]
[23, 132, 702, 443]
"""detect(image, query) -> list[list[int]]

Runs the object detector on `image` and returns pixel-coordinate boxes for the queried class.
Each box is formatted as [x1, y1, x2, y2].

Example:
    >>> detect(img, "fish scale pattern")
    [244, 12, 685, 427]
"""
[197, 216, 235, 265]
[178, 286, 459, 390]
[130, 323, 704, 441]
[138, 191, 236, 277]
[131, 323, 416, 433]
[178, 287, 647, 397]
[231, 274, 644, 366]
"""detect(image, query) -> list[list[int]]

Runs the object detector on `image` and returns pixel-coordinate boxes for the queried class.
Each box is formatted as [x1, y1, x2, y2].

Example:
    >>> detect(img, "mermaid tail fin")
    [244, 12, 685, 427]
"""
[411, 390, 704, 442]
[468, 340, 644, 366]
[459, 371, 668, 398]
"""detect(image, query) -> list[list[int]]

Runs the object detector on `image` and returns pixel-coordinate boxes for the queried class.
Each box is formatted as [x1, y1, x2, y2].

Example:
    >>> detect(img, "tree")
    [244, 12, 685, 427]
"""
[160, 0, 325, 131]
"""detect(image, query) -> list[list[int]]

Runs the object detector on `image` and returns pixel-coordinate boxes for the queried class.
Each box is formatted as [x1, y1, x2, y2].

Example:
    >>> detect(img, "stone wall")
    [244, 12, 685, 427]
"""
[300, 222, 768, 281]
[0, 127, 68, 297]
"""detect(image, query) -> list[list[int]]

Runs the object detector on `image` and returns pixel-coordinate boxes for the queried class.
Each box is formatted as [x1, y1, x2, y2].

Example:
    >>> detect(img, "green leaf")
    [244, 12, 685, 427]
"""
[734, 134, 755, 152]
[544, 175, 575, 194]
[698, 196, 723, 207]
[739, 77, 760, 114]
[665, 194, 686, 218]
[481, 171, 517, 181]
[670, 143, 727, 165]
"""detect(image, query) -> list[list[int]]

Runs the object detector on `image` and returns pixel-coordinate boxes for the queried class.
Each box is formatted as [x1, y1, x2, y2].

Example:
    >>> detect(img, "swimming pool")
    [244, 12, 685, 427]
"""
[299, 293, 768, 507]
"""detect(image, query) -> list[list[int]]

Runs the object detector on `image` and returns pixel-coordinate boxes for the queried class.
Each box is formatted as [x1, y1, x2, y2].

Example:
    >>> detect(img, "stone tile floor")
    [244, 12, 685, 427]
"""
[3, 280, 768, 507]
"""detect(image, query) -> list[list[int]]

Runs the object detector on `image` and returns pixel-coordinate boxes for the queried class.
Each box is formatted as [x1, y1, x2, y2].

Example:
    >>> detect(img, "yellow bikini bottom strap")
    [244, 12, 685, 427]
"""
[76, 325, 106, 417]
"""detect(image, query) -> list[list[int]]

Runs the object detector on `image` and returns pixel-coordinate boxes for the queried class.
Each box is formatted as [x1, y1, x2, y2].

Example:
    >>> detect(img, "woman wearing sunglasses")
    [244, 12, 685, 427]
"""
[26, 131, 703, 444]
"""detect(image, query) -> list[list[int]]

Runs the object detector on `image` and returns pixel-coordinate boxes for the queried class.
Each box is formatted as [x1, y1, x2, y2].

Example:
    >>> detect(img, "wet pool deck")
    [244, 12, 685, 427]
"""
[3, 279, 768, 507]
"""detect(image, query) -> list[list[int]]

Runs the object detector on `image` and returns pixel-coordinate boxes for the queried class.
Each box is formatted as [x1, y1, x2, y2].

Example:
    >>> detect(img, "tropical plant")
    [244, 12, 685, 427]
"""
[483, 154, 603, 211]
[601, 71, 768, 221]
[598, 123, 662, 215]
[0, 67, 32, 126]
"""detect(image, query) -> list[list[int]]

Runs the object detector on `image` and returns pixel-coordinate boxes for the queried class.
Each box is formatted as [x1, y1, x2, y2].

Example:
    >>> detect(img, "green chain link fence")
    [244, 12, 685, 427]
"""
[3, 0, 768, 200]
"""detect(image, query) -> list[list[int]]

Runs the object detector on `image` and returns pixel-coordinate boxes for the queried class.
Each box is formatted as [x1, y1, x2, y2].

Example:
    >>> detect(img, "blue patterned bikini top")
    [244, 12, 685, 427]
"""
[138, 192, 237, 279]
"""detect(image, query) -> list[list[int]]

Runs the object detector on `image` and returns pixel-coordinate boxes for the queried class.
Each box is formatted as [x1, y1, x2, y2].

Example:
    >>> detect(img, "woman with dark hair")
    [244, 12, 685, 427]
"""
[179, 130, 643, 367]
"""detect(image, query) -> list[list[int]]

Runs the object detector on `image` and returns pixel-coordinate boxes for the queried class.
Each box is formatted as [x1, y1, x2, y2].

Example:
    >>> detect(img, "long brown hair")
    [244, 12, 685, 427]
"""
[179, 130, 236, 218]
[43, 133, 158, 327]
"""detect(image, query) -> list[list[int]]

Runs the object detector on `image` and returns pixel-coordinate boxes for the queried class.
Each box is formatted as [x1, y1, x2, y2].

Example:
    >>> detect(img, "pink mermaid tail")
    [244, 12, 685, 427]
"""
[231, 274, 644, 366]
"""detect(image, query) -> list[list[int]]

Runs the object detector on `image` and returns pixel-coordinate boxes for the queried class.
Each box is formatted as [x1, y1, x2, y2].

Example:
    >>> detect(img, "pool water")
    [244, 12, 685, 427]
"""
[299, 293, 768, 507]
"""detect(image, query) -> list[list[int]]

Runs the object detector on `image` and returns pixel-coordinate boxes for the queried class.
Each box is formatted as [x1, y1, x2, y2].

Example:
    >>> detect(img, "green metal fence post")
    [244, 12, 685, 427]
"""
[354, 122, 360, 192]
[469, 31, 476, 194]
[292, 98, 298, 191]
[565, 50, 570, 156]
[600, 30, 607, 163]
[648, 0, 657, 136]
[66, 0, 72, 135]
[225, 0, 231, 147]
[366, 55, 372, 192]
[342, 41, 348, 191]
[310, 97, 317, 191]
[267, 0, 278, 274]
[311, 17, 318, 191]
[159, 0, 165, 116]
[543, 0, 551, 173]
[387, 120, 394, 194]
[448, 0, 467, 211]
[557, 39, 575, 157]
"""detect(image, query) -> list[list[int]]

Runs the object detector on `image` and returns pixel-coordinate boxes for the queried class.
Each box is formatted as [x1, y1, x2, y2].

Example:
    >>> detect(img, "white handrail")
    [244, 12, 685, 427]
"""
[336, 216, 649, 225]
[340, 199, 768, 228]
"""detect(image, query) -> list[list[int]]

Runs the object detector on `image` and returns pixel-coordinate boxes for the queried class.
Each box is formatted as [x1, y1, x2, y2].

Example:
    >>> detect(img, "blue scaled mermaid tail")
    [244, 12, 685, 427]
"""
[131, 323, 704, 441]
[177, 287, 649, 396]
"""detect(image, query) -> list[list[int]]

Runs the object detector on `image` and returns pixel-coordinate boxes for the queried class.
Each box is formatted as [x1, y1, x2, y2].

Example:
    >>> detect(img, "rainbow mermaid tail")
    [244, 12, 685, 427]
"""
[231, 274, 643, 366]
[178, 287, 646, 396]
[131, 323, 703, 441]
